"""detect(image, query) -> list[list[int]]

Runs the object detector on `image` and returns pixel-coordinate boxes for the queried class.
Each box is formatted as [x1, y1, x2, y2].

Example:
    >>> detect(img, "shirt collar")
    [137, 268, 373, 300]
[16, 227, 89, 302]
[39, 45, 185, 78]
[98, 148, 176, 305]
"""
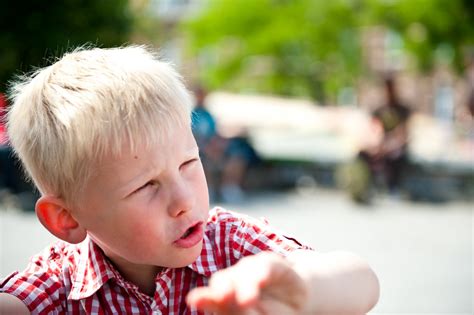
[68, 237, 118, 300]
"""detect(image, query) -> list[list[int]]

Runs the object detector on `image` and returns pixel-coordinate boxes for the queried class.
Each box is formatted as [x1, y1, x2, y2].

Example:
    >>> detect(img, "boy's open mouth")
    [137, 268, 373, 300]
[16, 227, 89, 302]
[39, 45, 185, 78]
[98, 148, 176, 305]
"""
[181, 224, 197, 239]
[174, 222, 204, 248]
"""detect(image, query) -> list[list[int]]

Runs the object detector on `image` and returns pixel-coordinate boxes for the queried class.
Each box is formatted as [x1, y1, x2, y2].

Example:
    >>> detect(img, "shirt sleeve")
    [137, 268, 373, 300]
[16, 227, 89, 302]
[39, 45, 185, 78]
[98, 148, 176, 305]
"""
[211, 208, 313, 264]
[0, 243, 69, 314]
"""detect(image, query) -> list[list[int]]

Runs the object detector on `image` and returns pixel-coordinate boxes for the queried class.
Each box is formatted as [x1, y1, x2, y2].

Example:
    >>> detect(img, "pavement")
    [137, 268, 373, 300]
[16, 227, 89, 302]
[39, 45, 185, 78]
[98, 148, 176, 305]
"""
[1, 188, 472, 314]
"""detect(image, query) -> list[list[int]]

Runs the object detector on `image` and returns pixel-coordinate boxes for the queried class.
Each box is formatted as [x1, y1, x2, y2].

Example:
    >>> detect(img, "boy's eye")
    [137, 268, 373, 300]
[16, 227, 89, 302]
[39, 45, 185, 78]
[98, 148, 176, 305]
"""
[136, 181, 159, 193]
[181, 158, 199, 169]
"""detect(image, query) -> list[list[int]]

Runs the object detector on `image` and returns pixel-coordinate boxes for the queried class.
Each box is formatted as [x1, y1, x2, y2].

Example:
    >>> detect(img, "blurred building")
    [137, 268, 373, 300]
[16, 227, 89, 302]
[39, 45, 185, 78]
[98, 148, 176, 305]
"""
[136, 0, 205, 78]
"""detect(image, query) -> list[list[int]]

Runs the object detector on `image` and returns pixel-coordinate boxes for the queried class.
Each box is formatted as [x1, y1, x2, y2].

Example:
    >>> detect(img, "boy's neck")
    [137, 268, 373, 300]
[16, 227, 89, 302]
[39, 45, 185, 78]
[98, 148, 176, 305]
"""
[119, 263, 163, 296]
[106, 255, 163, 296]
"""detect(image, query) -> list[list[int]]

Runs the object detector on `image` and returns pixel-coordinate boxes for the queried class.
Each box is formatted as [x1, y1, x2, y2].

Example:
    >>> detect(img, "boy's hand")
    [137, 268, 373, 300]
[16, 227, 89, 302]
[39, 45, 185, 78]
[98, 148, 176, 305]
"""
[186, 252, 308, 315]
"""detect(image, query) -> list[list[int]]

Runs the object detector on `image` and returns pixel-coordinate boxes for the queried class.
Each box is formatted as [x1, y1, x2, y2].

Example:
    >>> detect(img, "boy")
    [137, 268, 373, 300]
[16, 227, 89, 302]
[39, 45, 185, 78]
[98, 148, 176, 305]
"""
[0, 46, 379, 314]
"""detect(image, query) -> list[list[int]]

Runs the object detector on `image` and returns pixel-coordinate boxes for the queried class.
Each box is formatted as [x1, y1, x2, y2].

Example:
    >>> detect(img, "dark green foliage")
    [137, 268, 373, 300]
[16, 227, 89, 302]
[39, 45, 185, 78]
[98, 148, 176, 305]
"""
[0, 0, 132, 91]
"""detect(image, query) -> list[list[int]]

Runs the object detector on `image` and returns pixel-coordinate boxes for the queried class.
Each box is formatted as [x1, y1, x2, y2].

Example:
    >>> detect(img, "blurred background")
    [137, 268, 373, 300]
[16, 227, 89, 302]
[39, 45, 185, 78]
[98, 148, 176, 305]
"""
[0, 0, 473, 314]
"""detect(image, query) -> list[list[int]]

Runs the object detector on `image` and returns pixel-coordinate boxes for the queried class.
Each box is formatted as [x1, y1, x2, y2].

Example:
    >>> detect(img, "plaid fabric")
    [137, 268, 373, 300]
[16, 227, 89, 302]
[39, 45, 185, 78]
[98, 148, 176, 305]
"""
[1, 208, 310, 314]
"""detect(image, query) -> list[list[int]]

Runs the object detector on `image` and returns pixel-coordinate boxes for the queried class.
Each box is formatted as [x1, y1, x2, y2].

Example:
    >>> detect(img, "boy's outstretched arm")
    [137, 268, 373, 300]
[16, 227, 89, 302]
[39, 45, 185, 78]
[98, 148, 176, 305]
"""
[288, 250, 380, 314]
[186, 250, 379, 315]
[0, 293, 30, 314]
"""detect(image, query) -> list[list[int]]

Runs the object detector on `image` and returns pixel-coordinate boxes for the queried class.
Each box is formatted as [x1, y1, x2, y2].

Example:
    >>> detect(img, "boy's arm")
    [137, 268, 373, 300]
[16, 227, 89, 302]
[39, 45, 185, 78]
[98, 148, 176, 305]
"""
[187, 250, 379, 315]
[288, 250, 380, 314]
[0, 293, 30, 314]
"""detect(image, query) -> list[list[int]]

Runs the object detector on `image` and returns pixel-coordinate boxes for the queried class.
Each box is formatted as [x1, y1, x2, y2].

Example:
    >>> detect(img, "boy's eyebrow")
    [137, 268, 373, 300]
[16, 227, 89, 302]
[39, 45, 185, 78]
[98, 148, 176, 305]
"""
[185, 146, 200, 158]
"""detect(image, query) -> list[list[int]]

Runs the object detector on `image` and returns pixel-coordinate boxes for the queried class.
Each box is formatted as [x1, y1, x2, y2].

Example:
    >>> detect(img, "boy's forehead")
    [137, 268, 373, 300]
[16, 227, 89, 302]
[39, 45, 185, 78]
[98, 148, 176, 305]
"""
[86, 144, 159, 193]
[95, 138, 162, 169]
[93, 124, 196, 170]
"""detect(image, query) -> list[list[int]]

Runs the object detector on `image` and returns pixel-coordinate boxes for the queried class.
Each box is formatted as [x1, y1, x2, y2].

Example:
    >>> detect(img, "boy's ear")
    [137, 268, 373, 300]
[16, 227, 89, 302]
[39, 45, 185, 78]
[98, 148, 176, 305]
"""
[35, 196, 87, 244]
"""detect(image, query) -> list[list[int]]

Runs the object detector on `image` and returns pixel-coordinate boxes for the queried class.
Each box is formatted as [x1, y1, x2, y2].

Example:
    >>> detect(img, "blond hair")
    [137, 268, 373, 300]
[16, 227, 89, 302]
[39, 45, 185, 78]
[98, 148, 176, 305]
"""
[7, 45, 192, 205]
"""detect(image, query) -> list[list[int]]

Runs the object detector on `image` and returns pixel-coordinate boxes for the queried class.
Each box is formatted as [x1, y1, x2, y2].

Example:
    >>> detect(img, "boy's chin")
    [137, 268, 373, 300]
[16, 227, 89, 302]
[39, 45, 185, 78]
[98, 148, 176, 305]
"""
[163, 243, 204, 268]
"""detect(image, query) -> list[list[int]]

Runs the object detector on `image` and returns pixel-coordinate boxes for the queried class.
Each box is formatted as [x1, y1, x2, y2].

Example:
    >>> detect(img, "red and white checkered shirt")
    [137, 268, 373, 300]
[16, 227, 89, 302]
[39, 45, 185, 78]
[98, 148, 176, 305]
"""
[1, 208, 310, 314]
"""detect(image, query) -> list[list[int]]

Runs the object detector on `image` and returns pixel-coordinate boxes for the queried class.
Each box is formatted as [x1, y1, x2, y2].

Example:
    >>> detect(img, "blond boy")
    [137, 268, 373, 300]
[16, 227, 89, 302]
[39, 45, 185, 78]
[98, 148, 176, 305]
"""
[0, 46, 379, 314]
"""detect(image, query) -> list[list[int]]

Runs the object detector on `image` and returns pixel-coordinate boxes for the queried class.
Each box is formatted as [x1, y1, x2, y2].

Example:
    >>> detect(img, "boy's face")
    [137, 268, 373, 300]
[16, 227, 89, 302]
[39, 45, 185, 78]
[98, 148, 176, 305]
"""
[74, 124, 209, 270]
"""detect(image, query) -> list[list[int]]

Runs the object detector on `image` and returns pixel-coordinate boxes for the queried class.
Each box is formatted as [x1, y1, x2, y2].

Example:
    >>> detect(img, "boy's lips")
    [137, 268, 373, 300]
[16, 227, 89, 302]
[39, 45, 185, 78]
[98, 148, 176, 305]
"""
[173, 221, 204, 248]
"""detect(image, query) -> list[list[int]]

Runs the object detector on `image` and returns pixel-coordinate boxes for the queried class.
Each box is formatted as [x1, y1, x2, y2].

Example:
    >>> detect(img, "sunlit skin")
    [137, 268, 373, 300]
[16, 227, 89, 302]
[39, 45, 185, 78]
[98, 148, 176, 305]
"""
[71, 125, 210, 294]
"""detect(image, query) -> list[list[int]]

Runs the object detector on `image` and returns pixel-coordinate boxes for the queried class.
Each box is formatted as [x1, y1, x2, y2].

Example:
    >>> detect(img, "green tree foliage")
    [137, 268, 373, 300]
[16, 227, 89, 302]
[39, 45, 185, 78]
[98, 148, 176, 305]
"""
[363, 0, 474, 73]
[182, 0, 473, 102]
[0, 0, 132, 91]
[183, 0, 360, 102]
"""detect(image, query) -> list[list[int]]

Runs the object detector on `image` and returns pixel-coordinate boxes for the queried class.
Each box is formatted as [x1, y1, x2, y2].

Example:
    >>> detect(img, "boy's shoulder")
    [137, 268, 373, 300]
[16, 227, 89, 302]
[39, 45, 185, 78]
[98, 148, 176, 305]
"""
[203, 207, 309, 260]
[2, 239, 84, 280]
[0, 239, 85, 312]
[207, 207, 269, 227]
[207, 207, 240, 224]
[205, 207, 275, 240]
[1, 238, 83, 285]
[1, 237, 112, 301]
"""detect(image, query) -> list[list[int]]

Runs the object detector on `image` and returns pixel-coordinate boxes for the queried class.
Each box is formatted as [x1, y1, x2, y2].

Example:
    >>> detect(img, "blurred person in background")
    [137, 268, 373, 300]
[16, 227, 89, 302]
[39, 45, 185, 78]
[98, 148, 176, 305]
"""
[192, 86, 260, 203]
[468, 79, 474, 117]
[348, 74, 412, 203]
[0, 92, 9, 190]
[366, 74, 412, 194]
[0, 92, 7, 144]
[372, 75, 412, 193]
[0, 92, 37, 210]
[0, 93, 18, 195]
[466, 50, 474, 118]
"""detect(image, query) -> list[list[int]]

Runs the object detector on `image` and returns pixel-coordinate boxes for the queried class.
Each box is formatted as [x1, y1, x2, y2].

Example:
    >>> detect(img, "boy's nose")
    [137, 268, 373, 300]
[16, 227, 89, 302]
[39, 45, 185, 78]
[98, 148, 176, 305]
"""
[167, 181, 194, 217]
